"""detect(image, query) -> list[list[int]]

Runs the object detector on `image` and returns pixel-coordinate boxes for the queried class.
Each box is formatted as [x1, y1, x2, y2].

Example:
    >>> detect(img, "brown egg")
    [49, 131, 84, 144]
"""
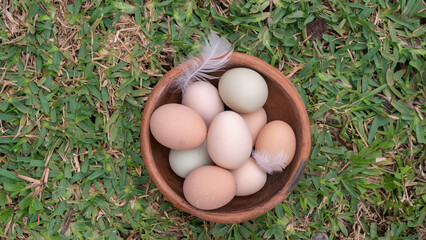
[183, 166, 236, 210]
[231, 157, 267, 196]
[253, 120, 296, 174]
[150, 103, 207, 150]
[238, 108, 267, 145]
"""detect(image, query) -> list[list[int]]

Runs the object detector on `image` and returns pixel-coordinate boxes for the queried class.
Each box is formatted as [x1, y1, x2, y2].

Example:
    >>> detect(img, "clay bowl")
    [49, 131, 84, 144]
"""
[140, 52, 311, 224]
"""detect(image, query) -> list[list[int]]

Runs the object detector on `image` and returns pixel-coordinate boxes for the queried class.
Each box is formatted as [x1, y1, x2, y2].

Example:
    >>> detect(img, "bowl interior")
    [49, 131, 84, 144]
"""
[147, 58, 307, 213]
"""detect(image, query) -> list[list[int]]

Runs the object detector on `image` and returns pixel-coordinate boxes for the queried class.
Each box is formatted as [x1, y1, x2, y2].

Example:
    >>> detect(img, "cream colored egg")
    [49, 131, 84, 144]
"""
[182, 81, 224, 127]
[238, 108, 267, 145]
[207, 111, 252, 170]
[231, 157, 267, 196]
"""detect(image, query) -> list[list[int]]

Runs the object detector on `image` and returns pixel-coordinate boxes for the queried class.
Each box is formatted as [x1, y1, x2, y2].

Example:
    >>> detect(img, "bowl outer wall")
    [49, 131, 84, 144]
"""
[140, 52, 311, 223]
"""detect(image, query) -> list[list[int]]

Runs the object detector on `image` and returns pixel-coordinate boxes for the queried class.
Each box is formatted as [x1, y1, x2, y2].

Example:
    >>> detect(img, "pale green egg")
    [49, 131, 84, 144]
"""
[169, 141, 213, 178]
[218, 68, 268, 113]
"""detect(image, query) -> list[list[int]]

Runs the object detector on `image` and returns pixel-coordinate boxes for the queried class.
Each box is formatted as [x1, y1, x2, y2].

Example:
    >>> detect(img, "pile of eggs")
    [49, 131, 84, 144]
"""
[149, 67, 296, 210]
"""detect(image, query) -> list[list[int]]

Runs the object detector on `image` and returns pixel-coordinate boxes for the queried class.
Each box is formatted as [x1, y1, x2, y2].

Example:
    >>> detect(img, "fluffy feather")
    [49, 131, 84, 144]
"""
[171, 32, 233, 92]
[252, 150, 292, 174]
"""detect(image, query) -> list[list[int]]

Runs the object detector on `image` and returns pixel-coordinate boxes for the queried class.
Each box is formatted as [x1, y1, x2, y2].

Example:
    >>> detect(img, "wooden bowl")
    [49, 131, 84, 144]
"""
[140, 53, 311, 223]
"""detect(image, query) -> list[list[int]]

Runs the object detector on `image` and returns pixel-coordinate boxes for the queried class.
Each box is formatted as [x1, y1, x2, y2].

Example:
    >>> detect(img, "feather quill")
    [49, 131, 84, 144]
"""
[171, 32, 233, 93]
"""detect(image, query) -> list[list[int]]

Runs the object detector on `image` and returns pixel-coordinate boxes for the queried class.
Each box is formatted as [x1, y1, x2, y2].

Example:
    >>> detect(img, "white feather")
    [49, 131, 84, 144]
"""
[252, 150, 292, 174]
[171, 32, 233, 92]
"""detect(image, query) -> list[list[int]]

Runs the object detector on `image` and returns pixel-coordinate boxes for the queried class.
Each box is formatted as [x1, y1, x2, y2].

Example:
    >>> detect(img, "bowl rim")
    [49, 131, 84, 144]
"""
[140, 52, 311, 223]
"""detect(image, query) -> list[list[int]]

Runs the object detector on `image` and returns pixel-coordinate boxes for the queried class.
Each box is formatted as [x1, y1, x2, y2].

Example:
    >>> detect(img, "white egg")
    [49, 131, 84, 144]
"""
[207, 111, 252, 170]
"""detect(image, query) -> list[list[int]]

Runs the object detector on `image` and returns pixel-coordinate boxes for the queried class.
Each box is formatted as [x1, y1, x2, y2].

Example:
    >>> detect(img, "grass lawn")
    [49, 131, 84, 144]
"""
[0, 0, 425, 239]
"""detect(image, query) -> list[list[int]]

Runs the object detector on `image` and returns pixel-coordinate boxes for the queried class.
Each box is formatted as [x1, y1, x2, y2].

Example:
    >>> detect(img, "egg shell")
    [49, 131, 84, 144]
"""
[150, 103, 207, 150]
[238, 108, 267, 145]
[183, 166, 236, 210]
[169, 141, 212, 178]
[231, 157, 267, 196]
[182, 81, 224, 127]
[254, 120, 296, 173]
[218, 68, 268, 113]
[207, 111, 253, 170]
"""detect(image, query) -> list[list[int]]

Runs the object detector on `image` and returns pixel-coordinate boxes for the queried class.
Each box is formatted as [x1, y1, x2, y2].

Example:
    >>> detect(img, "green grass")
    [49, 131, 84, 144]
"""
[0, 0, 425, 239]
